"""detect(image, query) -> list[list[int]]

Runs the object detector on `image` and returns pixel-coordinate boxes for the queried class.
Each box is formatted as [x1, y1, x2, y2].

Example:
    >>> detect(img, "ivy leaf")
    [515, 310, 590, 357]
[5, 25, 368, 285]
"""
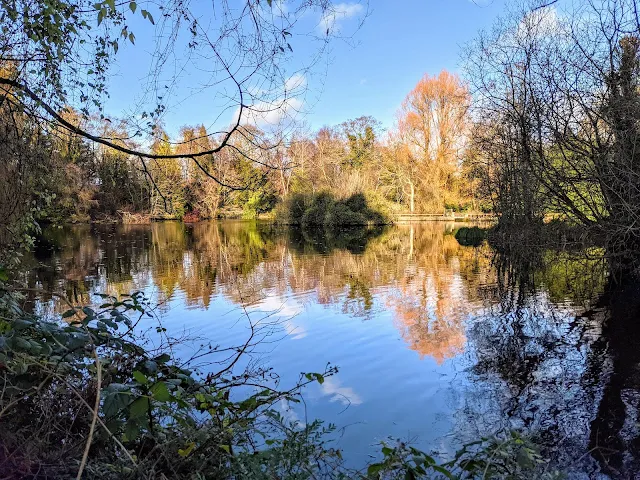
[132, 370, 147, 385]
[150, 381, 170, 402]
[129, 397, 149, 418]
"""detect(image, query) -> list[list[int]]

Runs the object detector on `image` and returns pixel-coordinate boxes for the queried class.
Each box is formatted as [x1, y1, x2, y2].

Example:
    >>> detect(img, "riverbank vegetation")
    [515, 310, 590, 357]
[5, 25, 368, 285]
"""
[3, 0, 640, 267]
[464, 0, 640, 272]
[0, 70, 478, 238]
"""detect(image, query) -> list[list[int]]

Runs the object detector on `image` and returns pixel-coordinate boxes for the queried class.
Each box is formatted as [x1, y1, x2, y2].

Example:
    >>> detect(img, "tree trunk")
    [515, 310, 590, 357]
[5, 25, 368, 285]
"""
[409, 182, 415, 213]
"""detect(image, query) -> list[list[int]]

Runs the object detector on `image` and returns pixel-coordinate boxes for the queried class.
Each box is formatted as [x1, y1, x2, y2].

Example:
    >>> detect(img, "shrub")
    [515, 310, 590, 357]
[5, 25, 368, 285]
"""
[0, 289, 339, 479]
[343, 192, 368, 213]
[324, 202, 366, 228]
[454, 226, 488, 247]
[282, 191, 390, 228]
[288, 193, 309, 223]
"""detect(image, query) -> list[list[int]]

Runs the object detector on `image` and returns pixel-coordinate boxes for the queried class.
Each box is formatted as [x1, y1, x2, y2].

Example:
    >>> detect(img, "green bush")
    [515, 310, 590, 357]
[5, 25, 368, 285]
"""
[455, 226, 488, 247]
[324, 202, 367, 228]
[279, 191, 389, 228]
[287, 193, 309, 223]
[343, 192, 368, 212]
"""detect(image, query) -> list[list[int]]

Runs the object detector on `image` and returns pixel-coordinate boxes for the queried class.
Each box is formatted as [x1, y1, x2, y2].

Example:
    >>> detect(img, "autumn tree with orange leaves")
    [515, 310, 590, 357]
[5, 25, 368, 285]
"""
[387, 70, 470, 213]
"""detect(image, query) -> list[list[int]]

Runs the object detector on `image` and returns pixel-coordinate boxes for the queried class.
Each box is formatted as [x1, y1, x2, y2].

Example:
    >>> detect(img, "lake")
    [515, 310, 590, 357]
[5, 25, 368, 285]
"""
[23, 220, 639, 478]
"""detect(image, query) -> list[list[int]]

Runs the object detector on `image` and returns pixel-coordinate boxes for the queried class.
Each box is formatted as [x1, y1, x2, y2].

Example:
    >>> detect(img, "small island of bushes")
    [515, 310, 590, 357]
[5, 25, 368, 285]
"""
[276, 192, 390, 228]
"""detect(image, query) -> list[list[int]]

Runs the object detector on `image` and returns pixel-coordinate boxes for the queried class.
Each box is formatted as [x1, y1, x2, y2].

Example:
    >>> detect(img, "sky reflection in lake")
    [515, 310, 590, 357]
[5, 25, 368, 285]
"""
[26, 220, 637, 477]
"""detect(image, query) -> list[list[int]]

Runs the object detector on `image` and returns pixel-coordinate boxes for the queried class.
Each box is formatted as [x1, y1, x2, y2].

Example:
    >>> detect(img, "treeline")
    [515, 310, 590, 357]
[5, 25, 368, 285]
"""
[1, 68, 482, 249]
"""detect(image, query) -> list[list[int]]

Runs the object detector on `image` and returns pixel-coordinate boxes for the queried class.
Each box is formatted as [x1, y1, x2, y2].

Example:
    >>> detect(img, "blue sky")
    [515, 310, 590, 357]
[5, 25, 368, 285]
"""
[105, 0, 507, 137]
[305, 0, 507, 130]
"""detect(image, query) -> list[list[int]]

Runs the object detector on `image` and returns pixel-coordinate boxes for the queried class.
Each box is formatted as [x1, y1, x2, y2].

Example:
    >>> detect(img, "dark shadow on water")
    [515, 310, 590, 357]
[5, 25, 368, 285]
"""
[287, 225, 387, 255]
[454, 226, 488, 247]
[588, 278, 640, 478]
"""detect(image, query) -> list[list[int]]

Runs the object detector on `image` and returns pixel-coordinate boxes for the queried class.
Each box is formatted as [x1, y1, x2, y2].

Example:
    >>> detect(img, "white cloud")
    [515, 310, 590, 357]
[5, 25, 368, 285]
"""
[238, 97, 303, 127]
[285, 73, 307, 93]
[516, 4, 559, 41]
[254, 295, 307, 339]
[233, 74, 306, 128]
[320, 377, 362, 406]
[319, 3, 363, 35]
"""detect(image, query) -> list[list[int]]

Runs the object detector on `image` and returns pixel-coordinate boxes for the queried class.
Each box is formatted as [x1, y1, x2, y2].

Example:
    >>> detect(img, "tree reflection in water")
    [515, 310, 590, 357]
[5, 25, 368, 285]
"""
[23, 220, 640, 477]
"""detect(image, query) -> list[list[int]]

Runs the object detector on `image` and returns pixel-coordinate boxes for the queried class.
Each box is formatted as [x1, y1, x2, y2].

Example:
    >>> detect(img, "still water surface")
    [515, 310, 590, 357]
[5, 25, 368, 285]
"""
[24, 220, 640, 478]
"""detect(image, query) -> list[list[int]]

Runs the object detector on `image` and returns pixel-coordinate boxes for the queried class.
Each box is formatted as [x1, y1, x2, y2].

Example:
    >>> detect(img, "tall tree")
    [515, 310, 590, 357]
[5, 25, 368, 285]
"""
[393, 70, 470, 212]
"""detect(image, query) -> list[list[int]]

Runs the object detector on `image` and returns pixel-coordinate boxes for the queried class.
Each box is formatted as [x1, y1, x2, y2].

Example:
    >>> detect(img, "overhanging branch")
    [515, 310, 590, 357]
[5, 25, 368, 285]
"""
[0, 77, 250, 190]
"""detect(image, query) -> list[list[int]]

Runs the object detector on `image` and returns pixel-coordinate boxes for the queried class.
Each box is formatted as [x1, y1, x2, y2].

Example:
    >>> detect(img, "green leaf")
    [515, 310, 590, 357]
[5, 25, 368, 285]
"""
[367, 463, 384, 477]
[124, 419, 140, 441]
[97, 8, 105, 25]
[143, 360, 158, 372]
[266, 0, 272, 6]
[154, 353, 170, 364]
[13, 319, 34, 331]
[61, 309, 77, 318]
[132, 370, 147, 385]
[129, 1, 137, 13]
[141, 9, 154, 25]
[150, 381, 170, 402]
[305, 372, 325, 384]
[0, 268, 8, 282]
[14, 337, 31, 350]
[129, 32, 135, 44]
[219, 444, 230, 454]
[129, 397, 149, 418]
[178, 442, 196, 457]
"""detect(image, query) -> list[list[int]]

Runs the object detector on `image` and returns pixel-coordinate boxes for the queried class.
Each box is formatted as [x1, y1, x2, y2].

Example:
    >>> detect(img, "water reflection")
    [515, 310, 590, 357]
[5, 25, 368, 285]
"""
[23, 220, 640, 477]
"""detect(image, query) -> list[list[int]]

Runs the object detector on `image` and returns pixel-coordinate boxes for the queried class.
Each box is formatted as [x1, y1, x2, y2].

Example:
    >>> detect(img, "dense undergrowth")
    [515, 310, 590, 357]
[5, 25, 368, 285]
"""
[0, 277, 564, 479]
